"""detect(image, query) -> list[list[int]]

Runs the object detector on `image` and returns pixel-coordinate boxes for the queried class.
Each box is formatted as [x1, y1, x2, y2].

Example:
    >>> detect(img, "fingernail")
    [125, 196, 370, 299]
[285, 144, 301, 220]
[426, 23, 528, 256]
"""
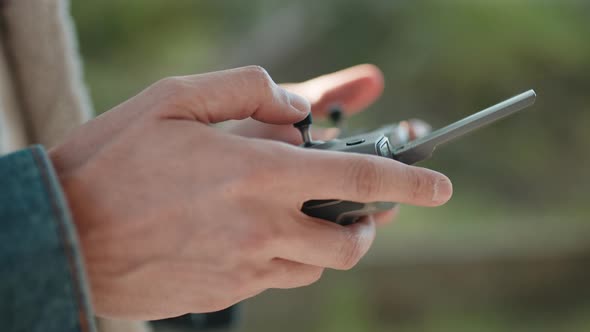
[287, 91, 311, 114]
[432, 177, 453, 204]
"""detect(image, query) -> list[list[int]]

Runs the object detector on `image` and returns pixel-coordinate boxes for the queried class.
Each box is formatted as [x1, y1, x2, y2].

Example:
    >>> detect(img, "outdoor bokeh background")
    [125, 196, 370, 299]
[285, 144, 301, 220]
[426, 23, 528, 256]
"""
[71, 1, 590, 331]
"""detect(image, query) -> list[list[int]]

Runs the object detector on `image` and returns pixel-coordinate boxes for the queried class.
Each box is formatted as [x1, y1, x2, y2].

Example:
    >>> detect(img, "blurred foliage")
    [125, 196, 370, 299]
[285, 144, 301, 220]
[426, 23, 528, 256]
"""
[71, 0, 590, 331]
[243, 256, 590, 332]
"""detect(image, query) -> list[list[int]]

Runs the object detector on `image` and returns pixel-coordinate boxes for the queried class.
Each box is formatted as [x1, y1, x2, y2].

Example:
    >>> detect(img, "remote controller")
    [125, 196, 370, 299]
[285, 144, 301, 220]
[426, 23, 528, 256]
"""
[295, 90, 537, 225]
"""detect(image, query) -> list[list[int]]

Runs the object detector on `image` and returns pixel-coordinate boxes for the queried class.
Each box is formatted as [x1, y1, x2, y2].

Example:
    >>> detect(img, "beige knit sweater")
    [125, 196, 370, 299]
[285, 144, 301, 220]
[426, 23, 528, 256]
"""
[0, 0, 148, 331]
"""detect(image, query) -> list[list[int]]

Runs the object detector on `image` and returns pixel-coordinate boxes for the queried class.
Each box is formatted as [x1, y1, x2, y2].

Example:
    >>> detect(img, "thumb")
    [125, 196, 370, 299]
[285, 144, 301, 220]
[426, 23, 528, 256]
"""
[153, 66, 310, 124]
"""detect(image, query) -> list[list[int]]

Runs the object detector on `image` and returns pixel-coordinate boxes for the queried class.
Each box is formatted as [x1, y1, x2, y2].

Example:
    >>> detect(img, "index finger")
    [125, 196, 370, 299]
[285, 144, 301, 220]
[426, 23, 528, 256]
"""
[287, 148, 453, 206]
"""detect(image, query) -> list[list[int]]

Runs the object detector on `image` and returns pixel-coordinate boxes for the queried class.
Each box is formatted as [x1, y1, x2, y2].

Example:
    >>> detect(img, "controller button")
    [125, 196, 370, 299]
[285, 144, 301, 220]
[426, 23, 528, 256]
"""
[379, 141, 393, 157]
[346, 139, 365, 146]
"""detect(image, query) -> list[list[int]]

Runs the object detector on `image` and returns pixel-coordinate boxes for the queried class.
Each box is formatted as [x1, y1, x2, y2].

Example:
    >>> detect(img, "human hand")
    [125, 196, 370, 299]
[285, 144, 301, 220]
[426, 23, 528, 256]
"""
[226, 64, 385, 143]
[227, 64, 432, 224]
[227, 64, 431, 142]
[49, 66, 452, 320]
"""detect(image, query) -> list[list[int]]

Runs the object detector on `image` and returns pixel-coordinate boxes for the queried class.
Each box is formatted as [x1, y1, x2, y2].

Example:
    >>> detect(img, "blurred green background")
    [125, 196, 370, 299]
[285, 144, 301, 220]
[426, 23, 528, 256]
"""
[71, 1, 590, 331]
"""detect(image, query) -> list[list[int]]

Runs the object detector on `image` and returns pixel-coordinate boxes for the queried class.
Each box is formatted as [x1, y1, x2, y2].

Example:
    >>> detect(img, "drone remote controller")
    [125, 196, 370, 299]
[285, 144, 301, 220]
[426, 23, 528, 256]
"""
[295, 90, 537, 225]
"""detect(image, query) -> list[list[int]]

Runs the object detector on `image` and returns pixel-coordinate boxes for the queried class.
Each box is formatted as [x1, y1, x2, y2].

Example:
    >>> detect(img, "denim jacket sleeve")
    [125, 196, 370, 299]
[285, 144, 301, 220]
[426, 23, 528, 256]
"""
[0, 145, 95, 332]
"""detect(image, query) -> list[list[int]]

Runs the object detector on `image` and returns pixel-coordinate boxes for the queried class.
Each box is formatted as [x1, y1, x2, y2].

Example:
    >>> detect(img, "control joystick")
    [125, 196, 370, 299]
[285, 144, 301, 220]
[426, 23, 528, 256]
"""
[293, 113, 317, 147]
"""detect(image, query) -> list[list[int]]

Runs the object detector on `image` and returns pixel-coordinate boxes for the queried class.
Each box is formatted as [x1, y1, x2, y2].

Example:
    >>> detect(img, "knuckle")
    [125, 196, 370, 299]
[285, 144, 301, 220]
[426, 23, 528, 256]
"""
[302, 268, 324, 286]
[346, 159, 382, 198]
[244, 65, 273, 88]
[338, 230, 364, 270]
[151, 76, 191, 109]
[405, 168, 432, 202]
[154, 76, 185, 94]
[243, 65, 276, 100]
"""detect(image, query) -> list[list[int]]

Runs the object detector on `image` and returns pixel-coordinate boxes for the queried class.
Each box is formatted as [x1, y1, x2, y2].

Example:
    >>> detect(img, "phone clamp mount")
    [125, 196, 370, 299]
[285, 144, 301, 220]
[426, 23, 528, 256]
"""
[294, 90, 537, 226]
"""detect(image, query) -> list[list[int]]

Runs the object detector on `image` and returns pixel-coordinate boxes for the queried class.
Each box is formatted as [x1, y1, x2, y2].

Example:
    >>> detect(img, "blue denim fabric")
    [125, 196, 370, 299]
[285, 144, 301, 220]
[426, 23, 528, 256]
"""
[0, 146, 95, 332]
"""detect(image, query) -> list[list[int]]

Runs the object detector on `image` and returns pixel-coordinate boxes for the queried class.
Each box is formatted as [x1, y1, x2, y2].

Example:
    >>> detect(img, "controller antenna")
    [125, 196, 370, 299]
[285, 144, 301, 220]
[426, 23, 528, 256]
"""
[293, 113, 314, 147]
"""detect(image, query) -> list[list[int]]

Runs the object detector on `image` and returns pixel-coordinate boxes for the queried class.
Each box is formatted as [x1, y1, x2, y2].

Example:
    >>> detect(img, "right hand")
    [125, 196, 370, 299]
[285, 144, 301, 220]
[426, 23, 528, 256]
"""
[49, 66, 452, 320]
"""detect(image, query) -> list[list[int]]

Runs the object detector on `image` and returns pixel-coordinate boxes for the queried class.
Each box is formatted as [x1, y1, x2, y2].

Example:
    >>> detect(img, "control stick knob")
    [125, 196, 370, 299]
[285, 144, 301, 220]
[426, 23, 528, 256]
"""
[293, 113, 314, 147]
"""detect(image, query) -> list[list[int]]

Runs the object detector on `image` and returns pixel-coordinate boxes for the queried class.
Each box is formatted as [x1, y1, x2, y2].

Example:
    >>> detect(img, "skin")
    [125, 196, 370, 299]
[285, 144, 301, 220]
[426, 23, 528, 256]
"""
[228, 64, 430, 225]
[49, 65, 452, 320]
